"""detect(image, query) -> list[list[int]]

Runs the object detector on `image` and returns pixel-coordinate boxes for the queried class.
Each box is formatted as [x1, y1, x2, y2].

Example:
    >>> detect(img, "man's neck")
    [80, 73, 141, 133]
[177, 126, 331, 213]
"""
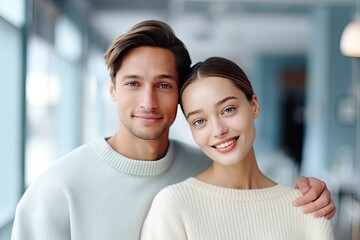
[107, 132, 170, 161]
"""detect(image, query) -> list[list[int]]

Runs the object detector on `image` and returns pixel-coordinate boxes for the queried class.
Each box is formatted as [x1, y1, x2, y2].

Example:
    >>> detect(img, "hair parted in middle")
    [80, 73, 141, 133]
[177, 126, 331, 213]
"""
[180, 57, 255, 104]
[103, 20, 192, 87]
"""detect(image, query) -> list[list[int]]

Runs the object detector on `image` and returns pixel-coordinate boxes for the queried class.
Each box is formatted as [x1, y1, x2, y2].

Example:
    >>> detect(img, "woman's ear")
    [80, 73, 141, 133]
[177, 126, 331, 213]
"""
[251, 95, 260, 118]
[109, 81, 117, 102]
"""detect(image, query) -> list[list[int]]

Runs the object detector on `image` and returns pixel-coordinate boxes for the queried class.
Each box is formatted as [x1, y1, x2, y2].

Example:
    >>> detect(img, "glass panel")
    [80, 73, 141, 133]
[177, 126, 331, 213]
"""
[0, 0, 25, 27]
[25, 34, 83, 187]
[0, 17, 23, 228]
[25, 35, 58, 186]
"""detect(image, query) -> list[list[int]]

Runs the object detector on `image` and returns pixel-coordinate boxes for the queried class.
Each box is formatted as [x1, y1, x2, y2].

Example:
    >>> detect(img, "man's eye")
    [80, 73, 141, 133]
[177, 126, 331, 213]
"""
[194, 119, 205, 126]
[126, 82, 139, 87]
[158, 83, 171, 89]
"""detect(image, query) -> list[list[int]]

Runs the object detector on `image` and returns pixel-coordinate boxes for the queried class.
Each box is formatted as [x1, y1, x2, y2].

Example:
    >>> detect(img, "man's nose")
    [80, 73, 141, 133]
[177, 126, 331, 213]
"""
[139, 87, 158, 110]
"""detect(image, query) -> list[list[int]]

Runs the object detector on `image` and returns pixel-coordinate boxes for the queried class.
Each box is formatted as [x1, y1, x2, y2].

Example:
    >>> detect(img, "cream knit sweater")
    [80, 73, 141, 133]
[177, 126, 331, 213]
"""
[11, 138, 210, 240]
[141, 178, 334, 240]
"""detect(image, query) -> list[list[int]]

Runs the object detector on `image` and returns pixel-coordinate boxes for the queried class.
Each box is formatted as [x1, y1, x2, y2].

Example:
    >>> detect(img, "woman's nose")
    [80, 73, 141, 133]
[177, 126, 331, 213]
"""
[212, 119, 228, 138]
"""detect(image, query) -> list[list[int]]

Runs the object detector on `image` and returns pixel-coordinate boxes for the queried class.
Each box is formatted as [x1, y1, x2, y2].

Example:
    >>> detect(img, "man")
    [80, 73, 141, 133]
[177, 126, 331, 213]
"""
[12, 20, 335, 240]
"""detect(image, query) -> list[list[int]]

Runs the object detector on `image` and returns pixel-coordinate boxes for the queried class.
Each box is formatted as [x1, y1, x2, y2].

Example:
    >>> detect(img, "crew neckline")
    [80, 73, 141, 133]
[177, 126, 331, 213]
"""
[93, 137, 174, 176]
[185, 177, 293, 201]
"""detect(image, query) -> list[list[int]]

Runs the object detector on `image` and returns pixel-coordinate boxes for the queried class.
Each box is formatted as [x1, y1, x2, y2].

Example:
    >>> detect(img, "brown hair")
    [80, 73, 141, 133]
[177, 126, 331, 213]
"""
[180, 57, 254, 107]
[104, 20, 191, 86]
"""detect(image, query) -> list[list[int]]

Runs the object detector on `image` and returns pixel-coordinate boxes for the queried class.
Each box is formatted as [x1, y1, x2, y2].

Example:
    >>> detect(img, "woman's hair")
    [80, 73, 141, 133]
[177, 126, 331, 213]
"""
[180, 57, 254, 107]
[104, 20, 191, 86]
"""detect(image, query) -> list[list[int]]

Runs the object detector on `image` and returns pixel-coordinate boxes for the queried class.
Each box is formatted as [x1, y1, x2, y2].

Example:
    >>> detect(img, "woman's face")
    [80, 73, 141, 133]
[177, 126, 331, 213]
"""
[181, 76, 260, 166]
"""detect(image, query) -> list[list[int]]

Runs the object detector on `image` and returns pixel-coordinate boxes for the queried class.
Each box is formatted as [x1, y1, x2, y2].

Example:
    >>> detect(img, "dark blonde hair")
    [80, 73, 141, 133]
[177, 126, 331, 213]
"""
[180, 57, 254, 107]
[104, 20, 191, 86]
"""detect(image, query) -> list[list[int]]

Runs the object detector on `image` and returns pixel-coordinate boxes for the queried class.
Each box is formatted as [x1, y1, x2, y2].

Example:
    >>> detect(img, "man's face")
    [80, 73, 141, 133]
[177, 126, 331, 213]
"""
[110, 47, 179, 141]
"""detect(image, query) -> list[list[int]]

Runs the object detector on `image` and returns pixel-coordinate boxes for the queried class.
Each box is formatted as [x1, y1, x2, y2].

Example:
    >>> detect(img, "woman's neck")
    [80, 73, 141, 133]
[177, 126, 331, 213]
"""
[196, 150, 276, 189]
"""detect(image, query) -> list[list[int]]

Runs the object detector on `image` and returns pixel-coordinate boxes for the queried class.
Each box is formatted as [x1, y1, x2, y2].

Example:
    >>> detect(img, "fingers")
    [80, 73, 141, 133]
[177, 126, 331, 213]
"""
[324, 206, 336, 219]
[311, 198, 336, 217]
[293, 176, 336, 219]
[294, 188, 328, 209]
[293, 176, 311, 195]
[293, 178, 326, 207]
[296, 187, 336, 218]
[304, 187, 330, 212]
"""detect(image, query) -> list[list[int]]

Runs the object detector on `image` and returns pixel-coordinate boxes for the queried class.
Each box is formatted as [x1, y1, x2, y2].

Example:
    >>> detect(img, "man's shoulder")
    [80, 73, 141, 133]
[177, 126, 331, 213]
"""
[17, 141, 99, 207]
[171, 140, 207, 159]
[57, 140, 95, 161]
[169, 140, 211, 174]
[25, 140, 98, 189]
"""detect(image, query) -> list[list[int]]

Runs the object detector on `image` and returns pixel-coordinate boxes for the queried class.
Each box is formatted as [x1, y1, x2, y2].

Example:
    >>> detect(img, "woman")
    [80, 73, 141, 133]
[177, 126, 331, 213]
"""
[141, 57, 334, 240]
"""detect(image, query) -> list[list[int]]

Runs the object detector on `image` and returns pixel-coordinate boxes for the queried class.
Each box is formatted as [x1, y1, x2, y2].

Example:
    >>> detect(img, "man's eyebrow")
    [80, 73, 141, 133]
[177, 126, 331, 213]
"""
[185, 96, 238, 120]
[157, 74, 177, 81]
[121, 74, 142, 80]
[120, 74, 177, 81]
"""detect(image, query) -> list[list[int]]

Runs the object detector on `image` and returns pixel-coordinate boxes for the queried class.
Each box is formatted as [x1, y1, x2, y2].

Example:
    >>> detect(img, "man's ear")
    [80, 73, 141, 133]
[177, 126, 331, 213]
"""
[109, 81, 117, 102]
[251, 95, 260, 118]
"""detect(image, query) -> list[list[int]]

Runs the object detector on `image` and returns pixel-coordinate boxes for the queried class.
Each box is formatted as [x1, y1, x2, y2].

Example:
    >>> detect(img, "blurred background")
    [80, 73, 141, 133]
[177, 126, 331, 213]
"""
[0, 0, 359, 239]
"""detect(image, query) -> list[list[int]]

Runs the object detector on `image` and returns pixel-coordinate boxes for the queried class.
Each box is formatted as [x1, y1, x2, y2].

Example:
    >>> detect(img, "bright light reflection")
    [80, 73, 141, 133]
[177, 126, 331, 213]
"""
[26, 73, 61, 106]
[0, 0, 25, 27]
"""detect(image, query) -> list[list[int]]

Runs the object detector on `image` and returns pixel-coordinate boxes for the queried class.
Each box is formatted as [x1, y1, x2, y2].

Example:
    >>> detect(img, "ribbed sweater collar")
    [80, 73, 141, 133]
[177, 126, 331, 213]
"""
[92, 137, 174, 176]
[186, 178, 293, 201]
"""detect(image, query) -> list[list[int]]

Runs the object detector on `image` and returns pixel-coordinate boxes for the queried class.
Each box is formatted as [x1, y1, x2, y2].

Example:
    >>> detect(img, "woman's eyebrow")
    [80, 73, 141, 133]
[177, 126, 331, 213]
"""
[185, 109, 203, 120]
[185, 96, 238, 120]
[215, 96, 238, 107]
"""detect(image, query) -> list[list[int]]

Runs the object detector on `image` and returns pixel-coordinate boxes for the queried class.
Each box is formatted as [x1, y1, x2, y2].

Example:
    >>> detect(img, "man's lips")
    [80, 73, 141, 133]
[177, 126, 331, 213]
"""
[133, 114, 163, 124]
[134, 114, 162, 119]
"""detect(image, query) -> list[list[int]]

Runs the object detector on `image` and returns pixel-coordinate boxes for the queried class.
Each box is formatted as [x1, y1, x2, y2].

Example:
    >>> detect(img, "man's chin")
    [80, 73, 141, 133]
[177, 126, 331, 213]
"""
[131, 129, 168, 141]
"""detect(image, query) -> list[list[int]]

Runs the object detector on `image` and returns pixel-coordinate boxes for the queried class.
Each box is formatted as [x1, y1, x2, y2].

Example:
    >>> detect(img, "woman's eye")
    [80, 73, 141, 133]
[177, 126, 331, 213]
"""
[193, 119, 205, 126]
[224, 107, 234, 114]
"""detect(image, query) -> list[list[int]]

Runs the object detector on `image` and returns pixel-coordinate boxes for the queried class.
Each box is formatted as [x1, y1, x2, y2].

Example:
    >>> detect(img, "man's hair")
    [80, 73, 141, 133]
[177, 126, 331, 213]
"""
[104, 20, 191, 87]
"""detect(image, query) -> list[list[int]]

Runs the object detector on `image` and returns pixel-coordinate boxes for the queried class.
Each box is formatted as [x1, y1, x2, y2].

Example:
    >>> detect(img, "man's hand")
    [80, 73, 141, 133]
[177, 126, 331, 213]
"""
[293, 176, 336, 219]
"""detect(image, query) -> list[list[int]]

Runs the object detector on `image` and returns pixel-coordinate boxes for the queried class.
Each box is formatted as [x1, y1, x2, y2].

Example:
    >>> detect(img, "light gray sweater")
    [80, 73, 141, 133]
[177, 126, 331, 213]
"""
[11, 138, 210, 240]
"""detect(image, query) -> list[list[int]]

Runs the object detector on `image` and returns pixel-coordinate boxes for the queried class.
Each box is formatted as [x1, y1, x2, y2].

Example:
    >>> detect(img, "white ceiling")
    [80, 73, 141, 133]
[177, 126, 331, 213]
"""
[86, 0, 356, 68]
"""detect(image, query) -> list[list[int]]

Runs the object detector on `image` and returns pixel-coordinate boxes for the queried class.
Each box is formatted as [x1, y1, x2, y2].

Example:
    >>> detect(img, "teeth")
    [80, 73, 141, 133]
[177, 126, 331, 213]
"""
[215, 139, 235, 149]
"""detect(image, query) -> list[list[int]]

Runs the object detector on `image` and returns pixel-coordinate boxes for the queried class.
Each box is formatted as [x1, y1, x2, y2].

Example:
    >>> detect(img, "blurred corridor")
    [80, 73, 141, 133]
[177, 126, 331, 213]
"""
[0, 0, 359, 239]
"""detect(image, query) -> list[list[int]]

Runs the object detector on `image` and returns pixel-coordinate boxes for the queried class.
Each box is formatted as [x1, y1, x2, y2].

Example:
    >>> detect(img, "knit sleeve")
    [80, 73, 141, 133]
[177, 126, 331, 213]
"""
[286, 188, 335, 240]
[140, 188, 187, 240]
[303, 217, 334, 240]
[11, 177, 71, 240]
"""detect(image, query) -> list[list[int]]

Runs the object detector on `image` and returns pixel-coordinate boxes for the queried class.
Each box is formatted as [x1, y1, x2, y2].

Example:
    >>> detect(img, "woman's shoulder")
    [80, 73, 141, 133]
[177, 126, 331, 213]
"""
[155, 178, 194, 197]
[275, 184, 302, 198]
[151, 178, 198, 207]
